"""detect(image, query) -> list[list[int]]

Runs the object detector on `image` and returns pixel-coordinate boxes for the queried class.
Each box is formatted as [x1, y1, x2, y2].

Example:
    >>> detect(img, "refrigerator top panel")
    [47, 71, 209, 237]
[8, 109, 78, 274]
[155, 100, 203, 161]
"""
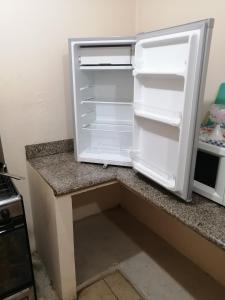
[132, 19, 214, 201]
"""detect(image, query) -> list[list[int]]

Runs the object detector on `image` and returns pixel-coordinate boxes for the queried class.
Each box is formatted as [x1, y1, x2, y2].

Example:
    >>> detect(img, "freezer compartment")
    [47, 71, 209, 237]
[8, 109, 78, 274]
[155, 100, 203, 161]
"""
[79, 45, 132, 68]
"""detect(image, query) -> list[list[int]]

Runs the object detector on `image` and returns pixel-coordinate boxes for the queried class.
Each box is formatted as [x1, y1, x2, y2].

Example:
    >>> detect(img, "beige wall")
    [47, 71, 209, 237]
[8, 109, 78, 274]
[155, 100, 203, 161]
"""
[0, 0, 136, 249]
[135, 0, 225, 116]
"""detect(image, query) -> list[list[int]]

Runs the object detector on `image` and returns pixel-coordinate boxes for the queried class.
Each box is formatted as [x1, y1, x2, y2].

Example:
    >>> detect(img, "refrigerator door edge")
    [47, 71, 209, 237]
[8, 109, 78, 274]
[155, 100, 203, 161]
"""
[186, 20, 214, 200]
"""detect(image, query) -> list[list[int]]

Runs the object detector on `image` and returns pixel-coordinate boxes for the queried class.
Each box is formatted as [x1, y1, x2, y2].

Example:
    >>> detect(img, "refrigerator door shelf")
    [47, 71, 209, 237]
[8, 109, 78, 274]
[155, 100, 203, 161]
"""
[134, 103, 182, 127]
[132, 153, 176, 190]
[137, 34, 190, 49]
[133, 69, 185, 78]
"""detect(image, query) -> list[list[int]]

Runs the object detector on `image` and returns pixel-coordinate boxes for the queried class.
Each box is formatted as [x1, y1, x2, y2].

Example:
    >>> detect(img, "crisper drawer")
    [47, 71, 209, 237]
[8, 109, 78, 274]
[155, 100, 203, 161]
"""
[78, 123, 133, 166]
[79, 45, 132, 66]
[82, 123, 132, 150]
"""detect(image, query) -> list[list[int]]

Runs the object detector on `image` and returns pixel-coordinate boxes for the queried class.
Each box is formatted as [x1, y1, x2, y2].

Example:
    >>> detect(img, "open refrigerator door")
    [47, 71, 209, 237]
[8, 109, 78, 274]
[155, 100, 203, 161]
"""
[131, 19, 214, 201]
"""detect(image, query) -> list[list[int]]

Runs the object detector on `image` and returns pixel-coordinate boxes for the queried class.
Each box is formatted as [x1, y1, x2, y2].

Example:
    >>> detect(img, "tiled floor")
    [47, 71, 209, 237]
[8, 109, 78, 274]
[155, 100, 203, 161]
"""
[78, 271, 142, 300]
[75, 207, 225, 300]
[33, 206, 225, 300]
[33, 255, 142, 300]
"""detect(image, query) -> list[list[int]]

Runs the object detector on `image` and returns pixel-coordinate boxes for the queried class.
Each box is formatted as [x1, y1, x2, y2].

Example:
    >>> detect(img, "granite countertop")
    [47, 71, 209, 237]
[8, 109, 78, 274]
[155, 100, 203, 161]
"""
[26, 139, 225, 251]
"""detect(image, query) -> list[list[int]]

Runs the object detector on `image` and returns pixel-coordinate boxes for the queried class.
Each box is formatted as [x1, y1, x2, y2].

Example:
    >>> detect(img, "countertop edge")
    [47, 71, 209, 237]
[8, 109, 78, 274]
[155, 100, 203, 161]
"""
[27, 158, 225, 252]
[118, 179, 225, 250]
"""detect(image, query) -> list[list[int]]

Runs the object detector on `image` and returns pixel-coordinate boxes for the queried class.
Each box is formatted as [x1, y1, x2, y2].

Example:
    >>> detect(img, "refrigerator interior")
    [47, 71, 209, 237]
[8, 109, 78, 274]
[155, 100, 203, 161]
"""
[74, 44, 134, 165]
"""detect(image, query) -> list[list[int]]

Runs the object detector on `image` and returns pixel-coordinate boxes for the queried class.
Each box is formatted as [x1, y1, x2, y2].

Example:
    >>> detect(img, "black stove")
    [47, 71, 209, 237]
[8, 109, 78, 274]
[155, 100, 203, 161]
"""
[0, 138, 36, 300]
[0, 174, 21, 204]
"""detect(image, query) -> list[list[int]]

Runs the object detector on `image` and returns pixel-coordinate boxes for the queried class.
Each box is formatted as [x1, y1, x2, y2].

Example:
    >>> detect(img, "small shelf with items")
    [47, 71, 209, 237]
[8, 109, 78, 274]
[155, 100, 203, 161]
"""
[134, 102, 182, 127]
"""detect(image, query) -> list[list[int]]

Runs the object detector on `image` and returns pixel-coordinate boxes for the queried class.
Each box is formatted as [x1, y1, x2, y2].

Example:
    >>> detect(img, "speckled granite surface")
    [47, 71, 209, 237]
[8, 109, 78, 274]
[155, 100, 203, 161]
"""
[25, 139, 73, 159]
[27, 141, 225, 251]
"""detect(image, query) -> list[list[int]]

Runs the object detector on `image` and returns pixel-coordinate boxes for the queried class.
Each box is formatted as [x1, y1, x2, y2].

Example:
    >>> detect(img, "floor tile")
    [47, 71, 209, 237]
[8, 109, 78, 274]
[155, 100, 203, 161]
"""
[78, 279, 116, 300]
[104, 271, 142, 299]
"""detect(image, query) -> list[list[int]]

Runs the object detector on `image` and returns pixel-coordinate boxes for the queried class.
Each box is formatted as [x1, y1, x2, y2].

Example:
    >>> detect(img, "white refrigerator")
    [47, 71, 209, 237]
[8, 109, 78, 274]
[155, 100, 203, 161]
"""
[69, 19, 214, 201]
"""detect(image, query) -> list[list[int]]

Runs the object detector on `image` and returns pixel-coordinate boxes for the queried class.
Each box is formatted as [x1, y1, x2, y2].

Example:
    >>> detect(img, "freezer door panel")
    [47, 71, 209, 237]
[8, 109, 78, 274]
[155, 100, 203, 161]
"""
[132, 19, 214, 200]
